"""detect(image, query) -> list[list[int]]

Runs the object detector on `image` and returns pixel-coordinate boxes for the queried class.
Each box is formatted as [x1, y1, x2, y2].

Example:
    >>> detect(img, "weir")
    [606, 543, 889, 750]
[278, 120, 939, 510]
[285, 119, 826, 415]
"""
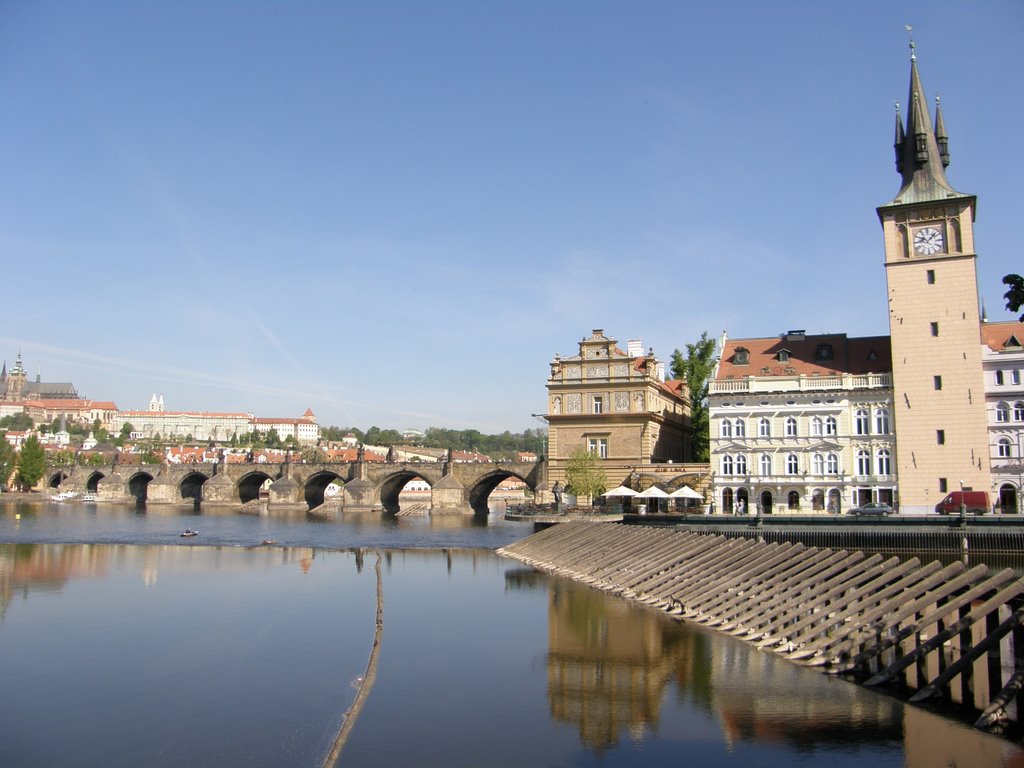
[497, 522, 1024, 733]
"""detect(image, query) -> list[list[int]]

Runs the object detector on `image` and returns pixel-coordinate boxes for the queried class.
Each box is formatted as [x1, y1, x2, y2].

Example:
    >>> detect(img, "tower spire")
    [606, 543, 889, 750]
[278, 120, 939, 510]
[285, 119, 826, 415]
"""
[884, 37, 966, 206]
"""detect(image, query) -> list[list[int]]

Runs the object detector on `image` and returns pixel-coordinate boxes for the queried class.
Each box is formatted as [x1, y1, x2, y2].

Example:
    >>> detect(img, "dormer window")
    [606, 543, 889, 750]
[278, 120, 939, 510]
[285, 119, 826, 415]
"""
[734, 347, 750, 365]
[1008, 335, 1022, 349]
[814, 344, 833, 361]
[776, 349, 790, 363]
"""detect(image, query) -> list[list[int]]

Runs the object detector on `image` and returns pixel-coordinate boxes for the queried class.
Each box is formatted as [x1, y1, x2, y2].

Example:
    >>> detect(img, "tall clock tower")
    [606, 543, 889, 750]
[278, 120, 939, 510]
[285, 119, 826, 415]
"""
[877, 42, 990, 514]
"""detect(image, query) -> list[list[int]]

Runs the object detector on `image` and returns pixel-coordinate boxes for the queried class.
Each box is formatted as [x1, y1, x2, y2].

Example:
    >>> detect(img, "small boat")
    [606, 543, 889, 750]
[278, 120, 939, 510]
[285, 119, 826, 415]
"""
[53, 491, 78, 501]
[180, 529, 199, 537]
[82, 493, 97, 503]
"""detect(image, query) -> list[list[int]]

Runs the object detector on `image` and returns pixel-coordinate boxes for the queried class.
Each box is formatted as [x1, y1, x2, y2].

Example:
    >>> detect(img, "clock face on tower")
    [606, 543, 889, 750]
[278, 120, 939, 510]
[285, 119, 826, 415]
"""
[913, 226, 944, 255]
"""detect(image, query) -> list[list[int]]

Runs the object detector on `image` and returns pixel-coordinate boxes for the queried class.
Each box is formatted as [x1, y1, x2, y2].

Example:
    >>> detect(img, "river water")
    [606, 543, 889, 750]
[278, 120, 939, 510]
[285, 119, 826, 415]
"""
[2, 497, 1022, 767]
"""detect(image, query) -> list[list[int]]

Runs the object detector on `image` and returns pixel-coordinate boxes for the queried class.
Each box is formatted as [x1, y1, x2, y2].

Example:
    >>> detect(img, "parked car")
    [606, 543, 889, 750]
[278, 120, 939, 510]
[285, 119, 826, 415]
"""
[935, 491, 991, 515]
[849, 502, 894, 516]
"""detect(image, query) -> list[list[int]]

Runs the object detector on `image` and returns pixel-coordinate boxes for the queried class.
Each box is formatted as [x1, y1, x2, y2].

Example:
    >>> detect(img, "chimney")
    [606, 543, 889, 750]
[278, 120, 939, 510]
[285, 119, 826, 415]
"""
[627, 339, 644, 357]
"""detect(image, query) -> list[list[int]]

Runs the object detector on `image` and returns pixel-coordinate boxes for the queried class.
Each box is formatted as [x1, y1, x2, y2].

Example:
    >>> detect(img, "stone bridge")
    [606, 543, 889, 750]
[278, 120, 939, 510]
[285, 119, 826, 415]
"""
[45, 458, 547, 515]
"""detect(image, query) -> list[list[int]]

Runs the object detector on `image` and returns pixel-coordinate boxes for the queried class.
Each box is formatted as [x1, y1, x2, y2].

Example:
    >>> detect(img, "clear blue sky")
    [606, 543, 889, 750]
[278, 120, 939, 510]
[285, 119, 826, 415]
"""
[1, 1, 1021, 434]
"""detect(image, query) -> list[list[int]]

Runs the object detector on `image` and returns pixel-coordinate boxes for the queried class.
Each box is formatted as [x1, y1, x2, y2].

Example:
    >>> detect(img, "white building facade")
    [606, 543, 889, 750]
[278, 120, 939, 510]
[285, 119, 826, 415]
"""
[982, 321, 1024, 512]
[709, 331, 895, 515]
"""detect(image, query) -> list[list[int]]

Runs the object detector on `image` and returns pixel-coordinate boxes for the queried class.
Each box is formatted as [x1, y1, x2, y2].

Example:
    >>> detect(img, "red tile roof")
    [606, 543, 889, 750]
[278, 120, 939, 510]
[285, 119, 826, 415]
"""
[982, 321, 1024, 351]
[715, 333, 891, 379]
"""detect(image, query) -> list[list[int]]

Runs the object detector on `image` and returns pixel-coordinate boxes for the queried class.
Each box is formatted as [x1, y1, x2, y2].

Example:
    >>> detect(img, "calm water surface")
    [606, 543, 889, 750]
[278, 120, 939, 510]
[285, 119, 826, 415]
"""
[2, 498, 1023, 767]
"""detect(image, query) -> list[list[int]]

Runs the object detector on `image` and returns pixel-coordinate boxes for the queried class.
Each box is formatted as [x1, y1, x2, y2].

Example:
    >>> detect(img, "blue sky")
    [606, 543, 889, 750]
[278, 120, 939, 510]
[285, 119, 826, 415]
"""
[1, 1, 1021, 434]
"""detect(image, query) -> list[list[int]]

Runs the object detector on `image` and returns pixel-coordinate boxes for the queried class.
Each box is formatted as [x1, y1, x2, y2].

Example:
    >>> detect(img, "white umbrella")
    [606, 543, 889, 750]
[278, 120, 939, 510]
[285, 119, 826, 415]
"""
[602, 485, 639, 497]
[669, 486, 703, 500]
[637, 486, 670, 498]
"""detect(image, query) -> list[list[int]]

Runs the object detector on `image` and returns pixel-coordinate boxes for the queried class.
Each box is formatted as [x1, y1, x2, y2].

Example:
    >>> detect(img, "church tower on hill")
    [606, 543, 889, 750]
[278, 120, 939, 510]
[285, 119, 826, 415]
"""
[877, 40, 990, 513]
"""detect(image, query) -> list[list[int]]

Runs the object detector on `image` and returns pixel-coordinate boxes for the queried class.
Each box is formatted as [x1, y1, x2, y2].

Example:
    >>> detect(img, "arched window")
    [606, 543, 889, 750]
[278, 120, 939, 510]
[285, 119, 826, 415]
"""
[812, 453, 824, 475]
[825, 416, 837, 436]
[1015, 402, 1024, 421]
[787, 490, 800, 509]
[997, 402, 1010, 423]
[876, 449, 891, 475]
[826, 453, 839, 475]
[855, 409, 869, 435]
[857, 449, 871, 476]
[998, 438, 1013, 459]
[722, 488, 734, 513]
[735, 454, 748, 475]
[722, 455, 734, 475]
[734, 419, 746, 438]
[811, 416, 823, 437]
[786, 453, 799, 475]
[760, 454, 772, 476]
[759, 417, 771, 438]
[874, 408, 890, 434]
[721, 418, 733, 438]
[812, 489, 825, 510]
[785, 416, 797, 437]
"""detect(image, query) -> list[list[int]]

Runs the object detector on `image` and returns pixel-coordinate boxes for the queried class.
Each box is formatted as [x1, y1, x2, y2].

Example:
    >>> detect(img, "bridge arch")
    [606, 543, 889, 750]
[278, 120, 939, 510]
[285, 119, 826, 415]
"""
[48, 471, 67, 489]
[180, 472, 208, 505]
[86, 471, 105, 493]
[127, 472, 154, 504]
[378, 471, 432, 514]
[238, 471, 275, 505]
[467, 470, 534, 515]
[303, 471, 345, 510]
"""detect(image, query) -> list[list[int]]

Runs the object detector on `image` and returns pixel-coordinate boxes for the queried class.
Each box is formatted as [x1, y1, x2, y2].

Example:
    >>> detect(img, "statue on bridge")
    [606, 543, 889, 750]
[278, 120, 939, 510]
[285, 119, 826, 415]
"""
[552, 481, 563, 512]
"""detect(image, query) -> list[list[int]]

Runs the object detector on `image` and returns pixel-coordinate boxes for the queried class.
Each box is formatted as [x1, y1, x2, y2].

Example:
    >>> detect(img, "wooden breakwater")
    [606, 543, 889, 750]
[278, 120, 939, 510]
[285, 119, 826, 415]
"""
[497, 522, 1024, 732]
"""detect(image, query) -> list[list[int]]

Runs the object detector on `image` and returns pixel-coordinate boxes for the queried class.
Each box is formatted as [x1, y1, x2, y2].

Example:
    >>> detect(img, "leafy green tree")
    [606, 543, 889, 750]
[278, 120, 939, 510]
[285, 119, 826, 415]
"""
[301, 446, 327, 463]
[564, 446, 607, 501]
[265, 428, 283, 449]
[671, 331, 717, 463]
[0, 434, 15, 490]
[16, 435, 46, 490]
[0, 412, 33, 431]
[140, 450, 162, 464]
[119, 422, 134, 439]
[85, 453, 107, 466]
[1005, 274, 1024, 320]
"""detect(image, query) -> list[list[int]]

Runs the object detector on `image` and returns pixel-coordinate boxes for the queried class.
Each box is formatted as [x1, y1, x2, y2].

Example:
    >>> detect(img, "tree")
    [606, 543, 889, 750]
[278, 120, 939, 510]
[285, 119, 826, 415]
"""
[120, 422, 134, 439]
[0, 412, 33, 431]
[0, 434, 15, 491]
[671, 331, 717, 462]
[1004, 274, 1024, 321]
[16, 435, 46, 490]
[564, 446, 608, 502]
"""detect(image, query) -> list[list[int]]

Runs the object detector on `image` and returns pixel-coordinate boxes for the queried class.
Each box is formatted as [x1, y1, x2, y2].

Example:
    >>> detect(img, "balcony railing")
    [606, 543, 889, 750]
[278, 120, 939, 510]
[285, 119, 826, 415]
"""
[710, 373, 892, 395]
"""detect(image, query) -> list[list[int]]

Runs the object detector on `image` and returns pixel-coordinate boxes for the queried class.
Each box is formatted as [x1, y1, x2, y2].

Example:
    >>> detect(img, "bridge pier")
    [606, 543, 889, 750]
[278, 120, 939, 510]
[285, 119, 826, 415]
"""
[431, 474, 470, 514]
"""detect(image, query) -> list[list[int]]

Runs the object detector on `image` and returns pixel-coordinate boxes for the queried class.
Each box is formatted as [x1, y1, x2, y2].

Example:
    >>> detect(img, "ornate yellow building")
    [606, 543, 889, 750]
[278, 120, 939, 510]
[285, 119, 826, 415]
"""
[543, 329, 692, 490]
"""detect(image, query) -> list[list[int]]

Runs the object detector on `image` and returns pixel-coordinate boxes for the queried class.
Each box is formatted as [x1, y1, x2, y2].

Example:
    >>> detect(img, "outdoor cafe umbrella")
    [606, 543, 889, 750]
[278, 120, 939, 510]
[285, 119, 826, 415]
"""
[636, 486, 670, 498]
[602, 485, 639, 497]
[669, 486, 703, 500]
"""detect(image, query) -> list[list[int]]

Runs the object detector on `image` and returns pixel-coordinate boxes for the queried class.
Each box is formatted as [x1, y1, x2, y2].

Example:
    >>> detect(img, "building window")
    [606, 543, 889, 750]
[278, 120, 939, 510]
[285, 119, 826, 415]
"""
[998, 438, 1012, 458]
[720, 418, 732, 438]
[785, 416, 797, 437]
[812, 453, 824, 475]
[997, 402, 1010, 423]
[939, 478, 948, 493]
[722, 455, 734, 475]
[874, 408, 890, 434]
[826, 453, 839, 475]
[786, 453, 799, 475]
[876, 449, 891, 475]
[760, 454, 772, 476]
[735, 454, 748, 475]
[857, 449, 871, 476]
[1016, 402, 1024, 421]
[937, 429, 945, 445]
[825, 416, 837, 436]
[930, 322, 939, 337]
[734, 419, 746, 438]
[997, 370, 1005, 385]
[592, 396, 604, 414]
[759, 417, 771, 438]
[787, 491, 800, 510]
[811, 416, 823, 437]
[1014, 371, 1022, 385]
[855, 409, 869, 435]
[934, 375, 942, 390]
[734, 347, 750, 365]
[587, 438, 608, 458]
[926, 269, 935, 284]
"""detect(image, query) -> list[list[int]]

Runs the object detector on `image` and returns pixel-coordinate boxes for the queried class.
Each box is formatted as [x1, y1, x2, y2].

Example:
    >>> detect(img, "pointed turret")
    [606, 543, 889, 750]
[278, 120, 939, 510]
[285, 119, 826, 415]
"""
[883, 41, 968, 206]
[934, 95, 949, 168]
